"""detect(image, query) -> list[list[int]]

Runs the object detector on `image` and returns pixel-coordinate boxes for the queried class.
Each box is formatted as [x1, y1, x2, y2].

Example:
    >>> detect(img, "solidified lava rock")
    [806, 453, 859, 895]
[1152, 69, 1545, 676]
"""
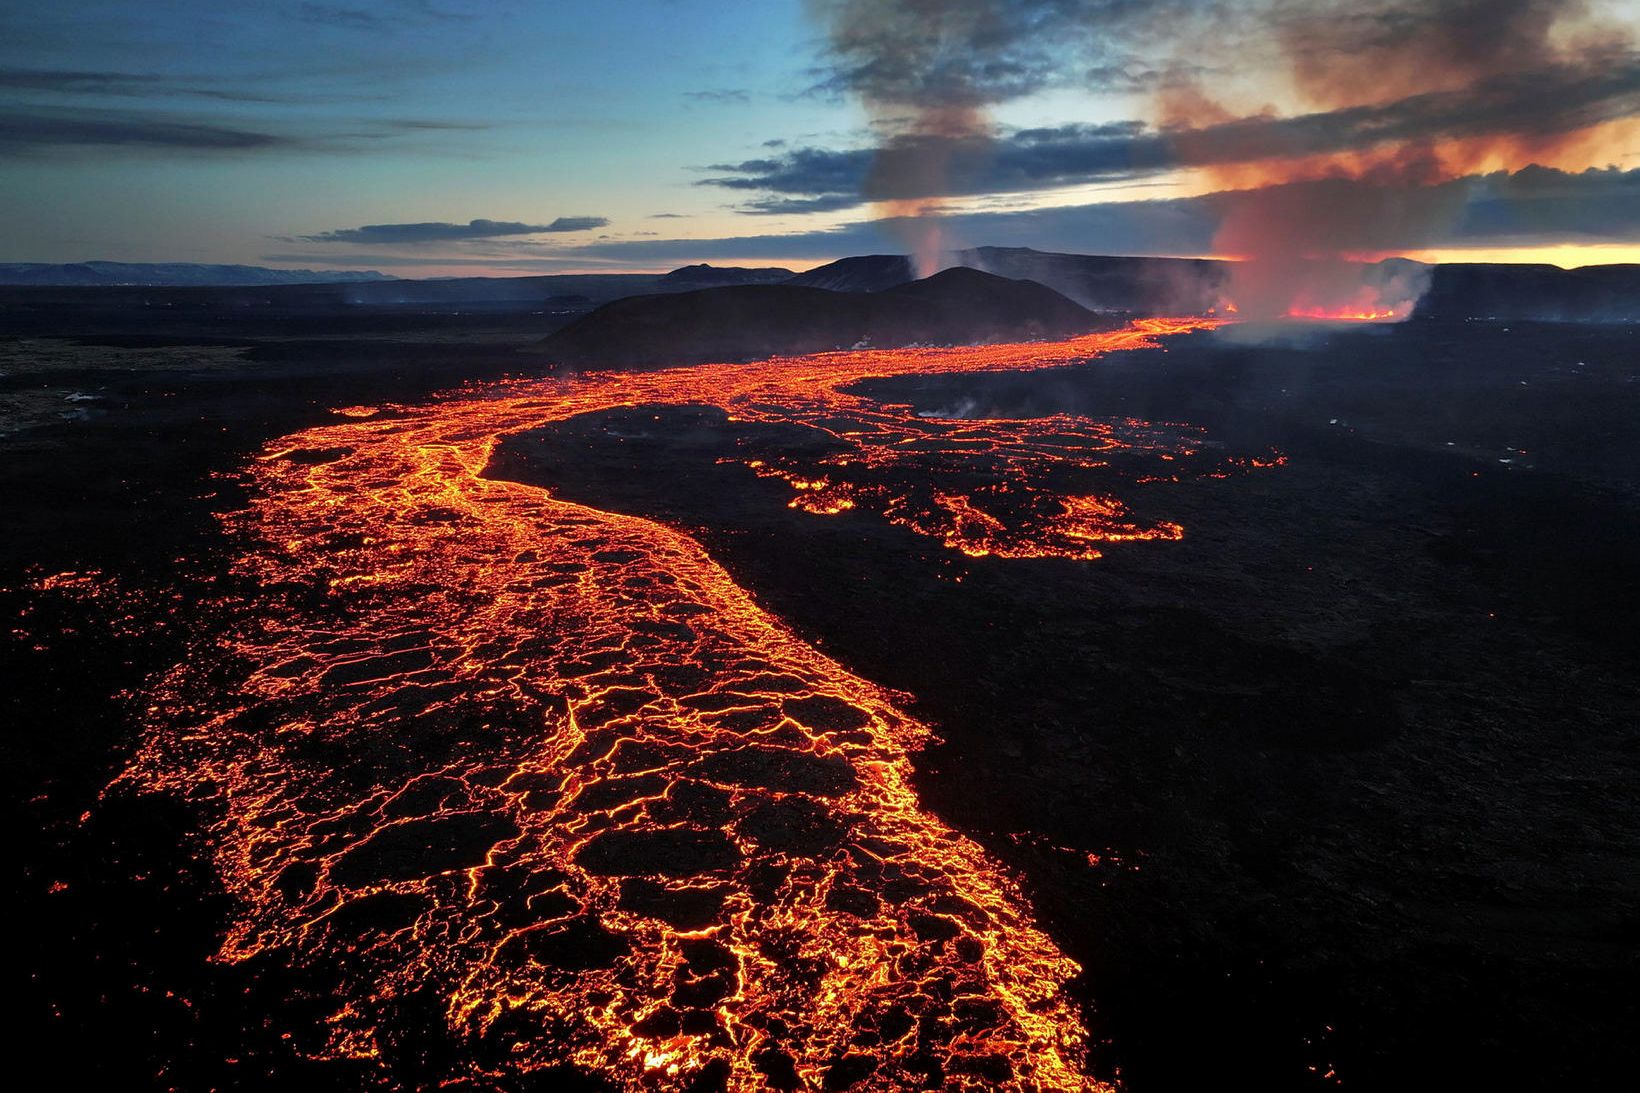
[509, 915, 629, 971]
[567, 772, 671, 812]
[573, 826, 742, 876]
[697, 745, 857, 797]
[329, 811, 519, 886]
[325, 890, 428, 934]
[617, 878, 731, 929]
[647, 779, 737, 826]
[782, 694, 873, 733]
[735, 795, 847, 855]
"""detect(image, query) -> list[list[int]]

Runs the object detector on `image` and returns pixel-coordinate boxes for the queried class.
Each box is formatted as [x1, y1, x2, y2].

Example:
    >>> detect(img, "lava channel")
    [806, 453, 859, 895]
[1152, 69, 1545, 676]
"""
[124, 318, 1275, 1090]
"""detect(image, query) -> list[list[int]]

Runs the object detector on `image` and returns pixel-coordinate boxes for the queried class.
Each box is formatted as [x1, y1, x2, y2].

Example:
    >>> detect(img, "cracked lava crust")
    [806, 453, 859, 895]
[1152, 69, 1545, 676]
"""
[123, 318, 1279, 1090]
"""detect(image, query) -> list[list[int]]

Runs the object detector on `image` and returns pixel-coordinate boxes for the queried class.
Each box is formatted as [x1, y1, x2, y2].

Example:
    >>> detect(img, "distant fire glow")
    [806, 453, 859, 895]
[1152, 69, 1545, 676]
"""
[1284, 305, 1407, 322]
[123, 320, 1281, 1090]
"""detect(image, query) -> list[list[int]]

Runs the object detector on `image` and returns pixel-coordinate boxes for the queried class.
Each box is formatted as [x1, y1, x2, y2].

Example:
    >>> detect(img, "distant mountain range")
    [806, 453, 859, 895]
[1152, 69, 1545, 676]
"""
[656, 264, 794, 289]
[789, 248, 1640, 323]
[0, 261, 397, 286]
[540, 266, 1102, 367]
[788, 248, 1229, 314]
[1414, 263, 1640, 322]
[2, 251, 1635, 323]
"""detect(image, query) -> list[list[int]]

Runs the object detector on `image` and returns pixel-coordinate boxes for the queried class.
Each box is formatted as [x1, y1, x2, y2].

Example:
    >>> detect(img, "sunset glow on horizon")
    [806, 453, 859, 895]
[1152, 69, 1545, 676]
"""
[2, 1, 1635, 279]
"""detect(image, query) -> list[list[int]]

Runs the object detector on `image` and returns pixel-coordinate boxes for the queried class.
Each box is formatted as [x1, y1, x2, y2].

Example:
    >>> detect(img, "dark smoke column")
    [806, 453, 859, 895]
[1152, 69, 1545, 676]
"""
[804, 0, 1028, 275]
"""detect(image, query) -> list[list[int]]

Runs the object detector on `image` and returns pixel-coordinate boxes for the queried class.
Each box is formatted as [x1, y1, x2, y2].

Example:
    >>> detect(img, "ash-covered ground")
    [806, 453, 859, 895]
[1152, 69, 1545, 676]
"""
[6, 309, 1638, 1091]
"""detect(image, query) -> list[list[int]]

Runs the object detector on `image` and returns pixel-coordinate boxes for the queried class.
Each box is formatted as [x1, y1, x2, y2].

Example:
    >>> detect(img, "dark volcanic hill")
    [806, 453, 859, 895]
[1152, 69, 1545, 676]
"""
[786, 248, 1228, 314]
[1414, 262, 1640, 321]
[540, 266, 1100, 368]
[657, 263, 795, 289]
[785, 254, 917, 293]
[789, 248, 1640, 322]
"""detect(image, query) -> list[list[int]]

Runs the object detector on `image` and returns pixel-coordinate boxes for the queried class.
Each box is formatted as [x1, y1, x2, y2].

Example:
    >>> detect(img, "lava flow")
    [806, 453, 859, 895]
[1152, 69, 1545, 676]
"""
[124, 318, 1274, 1090]
[1284, 305, 1405, 322]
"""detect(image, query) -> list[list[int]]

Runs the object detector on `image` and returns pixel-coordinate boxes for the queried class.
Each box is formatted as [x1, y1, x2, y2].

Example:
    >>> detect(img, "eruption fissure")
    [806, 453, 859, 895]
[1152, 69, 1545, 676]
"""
[125, 319, 1279, 1089]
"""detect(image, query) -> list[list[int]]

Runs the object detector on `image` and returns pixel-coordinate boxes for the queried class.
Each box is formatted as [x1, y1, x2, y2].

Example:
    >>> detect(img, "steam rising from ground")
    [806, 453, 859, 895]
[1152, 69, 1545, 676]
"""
[804, 1, 1012, 273]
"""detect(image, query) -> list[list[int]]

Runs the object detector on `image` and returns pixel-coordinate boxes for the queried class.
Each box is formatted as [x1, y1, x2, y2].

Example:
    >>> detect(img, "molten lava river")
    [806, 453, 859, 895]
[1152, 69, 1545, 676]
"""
[126, 318, 1277, 1091]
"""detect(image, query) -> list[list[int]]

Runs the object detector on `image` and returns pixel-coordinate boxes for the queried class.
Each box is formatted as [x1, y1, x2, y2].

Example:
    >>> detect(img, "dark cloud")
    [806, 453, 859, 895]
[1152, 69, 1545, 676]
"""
[801, 0, 1638, 292]
[685, 89, 752, 105]
[0, 108, 296, 152]
[703, 58, 1640, 209]
[300, 217, 610, 244]
[696, 124, 1170, 210]
[734, 194, 873, 216]
[294, 1, 478, 30]
[1083, 58, 1213, 94]
[256, 167, 1640, 272]
[802, 0, 1205, 109]
[805, 1, 1632, 112]
[295, 4, 388, 30]
[376, 118, 491, 132]
[259, 251, 633, 272]
[1452, 165, 1640, 243]
[700, 145, 874, 209]
[0, 68, 168, 94]
[0, 67, 297, 104]
[0, 101, 492, 155]
[1271, 0, 1610, 107]
[578, 165, 1640, 262]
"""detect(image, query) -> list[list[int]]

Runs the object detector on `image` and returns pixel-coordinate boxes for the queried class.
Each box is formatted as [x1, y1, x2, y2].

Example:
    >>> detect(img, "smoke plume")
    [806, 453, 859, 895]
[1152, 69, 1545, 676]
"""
[804, 0, 1102, 274]
[807, 1, 1637, 316]
[1161, 0, 1639, 316]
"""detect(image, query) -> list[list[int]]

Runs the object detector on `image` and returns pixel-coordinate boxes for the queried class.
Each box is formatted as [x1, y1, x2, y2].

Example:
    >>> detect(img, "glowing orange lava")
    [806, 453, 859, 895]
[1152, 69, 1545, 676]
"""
[123, 318, 1276, 1090]
[1284, 305, 1404, 321]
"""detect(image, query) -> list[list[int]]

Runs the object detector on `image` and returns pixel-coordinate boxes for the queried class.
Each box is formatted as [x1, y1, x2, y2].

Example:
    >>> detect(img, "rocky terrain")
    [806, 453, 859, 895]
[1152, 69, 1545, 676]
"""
[540, 267, 1104, 367]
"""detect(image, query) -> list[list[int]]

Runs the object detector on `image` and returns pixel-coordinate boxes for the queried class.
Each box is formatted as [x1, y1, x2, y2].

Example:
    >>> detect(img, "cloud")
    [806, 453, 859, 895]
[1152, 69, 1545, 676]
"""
[0, 108, 297, 152]
[702, 59, 1640, 210]
[374, 118, 491, 132]
[0, 68, 490, 112]
[801, 0, 1207, 108]
[0, 103, 493, 155]
[259, 251, 636, 272]
[1, 68, 166, 94]
[733, 193, 874, 216]
[685, 89, 752, 105]
[299, 217, 611, 244]
[799, 1, 1638, 284]
[255, 166, 1640, 273]
[294, 1, 478, 30]
[295, 4, 388, 30]
[1451, 165, 1640, 243]
[579, 165, 1640, 263]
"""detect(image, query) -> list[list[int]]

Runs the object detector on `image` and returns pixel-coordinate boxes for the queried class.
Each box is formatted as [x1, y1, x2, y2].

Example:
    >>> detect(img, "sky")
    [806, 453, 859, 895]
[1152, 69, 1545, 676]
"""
[2, 0, 1638, 276]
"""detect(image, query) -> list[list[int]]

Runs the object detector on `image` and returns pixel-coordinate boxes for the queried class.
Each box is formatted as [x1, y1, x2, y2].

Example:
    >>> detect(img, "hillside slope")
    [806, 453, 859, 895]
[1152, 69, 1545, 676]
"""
[540, 267, 1101, 368]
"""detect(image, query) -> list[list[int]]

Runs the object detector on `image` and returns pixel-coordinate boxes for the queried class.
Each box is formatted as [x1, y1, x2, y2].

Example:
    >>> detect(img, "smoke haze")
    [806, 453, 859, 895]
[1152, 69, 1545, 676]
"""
[806, 0, 1639, 316]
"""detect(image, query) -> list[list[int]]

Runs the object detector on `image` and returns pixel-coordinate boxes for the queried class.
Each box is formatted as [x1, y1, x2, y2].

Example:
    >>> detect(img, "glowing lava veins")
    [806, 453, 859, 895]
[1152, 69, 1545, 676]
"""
[126, 319, 1270, 1090]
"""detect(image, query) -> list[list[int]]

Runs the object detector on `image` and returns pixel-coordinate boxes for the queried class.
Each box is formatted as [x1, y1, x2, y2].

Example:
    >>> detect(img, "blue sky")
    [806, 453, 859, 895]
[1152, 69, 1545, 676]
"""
[3, 0, 1638, 274]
